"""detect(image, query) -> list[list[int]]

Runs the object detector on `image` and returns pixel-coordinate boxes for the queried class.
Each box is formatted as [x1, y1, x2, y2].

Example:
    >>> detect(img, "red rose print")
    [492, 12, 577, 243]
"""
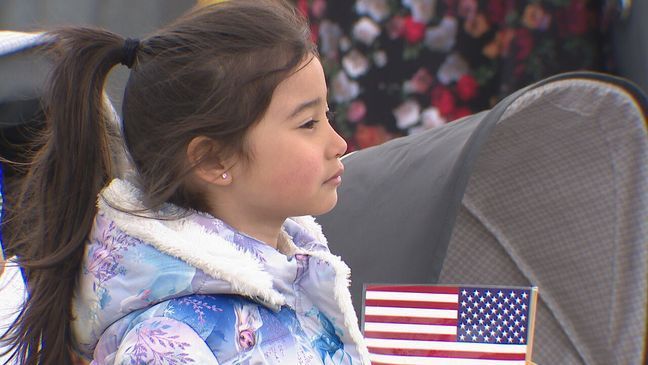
[456, 74, 478, 101]
[297, 0, 308, 17]
[431, 85, 456, 117]
[404, 16, 426, 44]
[451, 106, 473, 120]
[515, 28, 534, 61]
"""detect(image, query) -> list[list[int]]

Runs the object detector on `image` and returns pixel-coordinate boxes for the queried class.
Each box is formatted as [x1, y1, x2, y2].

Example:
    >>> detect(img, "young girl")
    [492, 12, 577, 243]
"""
[1, 1, 371, 364]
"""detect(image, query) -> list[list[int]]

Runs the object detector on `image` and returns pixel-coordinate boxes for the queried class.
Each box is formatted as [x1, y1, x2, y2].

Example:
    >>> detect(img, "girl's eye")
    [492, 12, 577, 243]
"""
[300, 119, 319, 129]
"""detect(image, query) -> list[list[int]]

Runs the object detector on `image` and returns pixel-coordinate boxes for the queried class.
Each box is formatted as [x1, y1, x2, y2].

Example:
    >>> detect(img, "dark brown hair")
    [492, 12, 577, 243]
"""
[1, 1, 314, 363]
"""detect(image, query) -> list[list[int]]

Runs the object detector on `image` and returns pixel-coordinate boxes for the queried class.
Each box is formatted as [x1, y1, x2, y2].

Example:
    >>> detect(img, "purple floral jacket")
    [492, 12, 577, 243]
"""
[71, 179, 371, 364]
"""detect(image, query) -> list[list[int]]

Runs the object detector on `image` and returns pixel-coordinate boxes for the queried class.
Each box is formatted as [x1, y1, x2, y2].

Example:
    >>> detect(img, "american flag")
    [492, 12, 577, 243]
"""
[362, 285, 538, 365]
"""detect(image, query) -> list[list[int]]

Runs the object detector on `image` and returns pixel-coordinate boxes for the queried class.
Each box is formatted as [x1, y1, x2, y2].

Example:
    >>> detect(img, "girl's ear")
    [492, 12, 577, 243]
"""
[186, 136, 232, 186]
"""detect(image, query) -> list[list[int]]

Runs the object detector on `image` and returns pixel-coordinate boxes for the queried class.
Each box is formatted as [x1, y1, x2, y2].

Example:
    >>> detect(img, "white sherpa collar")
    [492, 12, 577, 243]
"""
[96, 179, 371, 364]
[99, 178, 294, 308]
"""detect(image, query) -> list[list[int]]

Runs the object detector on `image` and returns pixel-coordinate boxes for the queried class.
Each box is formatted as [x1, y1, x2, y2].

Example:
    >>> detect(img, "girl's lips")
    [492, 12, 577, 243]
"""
[326, 175, 342, 185]
[325, 166, 344, 185]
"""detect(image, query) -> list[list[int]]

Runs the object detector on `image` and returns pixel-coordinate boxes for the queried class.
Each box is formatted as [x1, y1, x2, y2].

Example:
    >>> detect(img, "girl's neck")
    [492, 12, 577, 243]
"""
[210, 210, 285, 250]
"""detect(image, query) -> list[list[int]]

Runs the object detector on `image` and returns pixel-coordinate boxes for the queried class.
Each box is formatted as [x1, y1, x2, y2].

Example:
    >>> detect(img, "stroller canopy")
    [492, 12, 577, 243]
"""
[318, 72, 648, 365]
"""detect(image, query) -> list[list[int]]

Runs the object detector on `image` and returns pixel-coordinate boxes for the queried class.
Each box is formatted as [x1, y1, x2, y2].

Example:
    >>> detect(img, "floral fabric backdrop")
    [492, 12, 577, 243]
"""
[296, 0, 611, 151]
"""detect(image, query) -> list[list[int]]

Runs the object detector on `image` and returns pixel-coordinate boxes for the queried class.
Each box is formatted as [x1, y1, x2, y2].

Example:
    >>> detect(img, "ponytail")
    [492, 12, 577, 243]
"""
[1, 28, 127, 364]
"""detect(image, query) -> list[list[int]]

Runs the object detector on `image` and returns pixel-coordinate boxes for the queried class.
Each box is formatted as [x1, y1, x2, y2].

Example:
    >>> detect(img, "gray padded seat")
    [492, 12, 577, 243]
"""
[319, 73, 647, 365]
[439, 78, 647, 365]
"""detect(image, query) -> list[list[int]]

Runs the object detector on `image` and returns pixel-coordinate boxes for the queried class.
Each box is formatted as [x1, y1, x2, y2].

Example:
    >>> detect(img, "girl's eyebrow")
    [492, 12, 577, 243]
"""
[287, 97, 323, 119]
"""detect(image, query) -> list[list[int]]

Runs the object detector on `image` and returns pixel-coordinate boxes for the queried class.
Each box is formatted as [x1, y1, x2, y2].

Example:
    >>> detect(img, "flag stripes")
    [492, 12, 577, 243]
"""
[368, 354, 527, 365]
[364, 315, 456, 326]
[363, 284, 533, 364]
[367, 347, 525, 360]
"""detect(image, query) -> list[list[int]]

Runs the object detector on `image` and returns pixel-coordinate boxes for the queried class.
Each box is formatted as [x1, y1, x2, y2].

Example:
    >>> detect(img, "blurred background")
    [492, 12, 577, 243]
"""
[0, 0, 646, 151]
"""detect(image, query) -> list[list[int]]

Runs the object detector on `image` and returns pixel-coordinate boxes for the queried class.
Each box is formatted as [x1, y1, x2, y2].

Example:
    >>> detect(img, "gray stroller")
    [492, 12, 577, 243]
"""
[319, 72, 648, 365]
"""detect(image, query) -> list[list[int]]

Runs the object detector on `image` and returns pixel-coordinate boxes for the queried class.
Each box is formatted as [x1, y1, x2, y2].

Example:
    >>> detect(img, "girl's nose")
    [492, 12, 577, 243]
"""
[331, 127, 348, 158]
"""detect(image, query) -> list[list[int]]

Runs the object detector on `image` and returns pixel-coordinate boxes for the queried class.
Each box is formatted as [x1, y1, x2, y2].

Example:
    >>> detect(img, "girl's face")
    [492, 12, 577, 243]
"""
[225, 56, 347, 223]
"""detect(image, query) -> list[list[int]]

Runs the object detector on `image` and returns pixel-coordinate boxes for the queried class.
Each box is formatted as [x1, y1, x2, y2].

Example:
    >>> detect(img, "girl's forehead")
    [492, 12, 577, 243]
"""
[272, 58, 326, 102]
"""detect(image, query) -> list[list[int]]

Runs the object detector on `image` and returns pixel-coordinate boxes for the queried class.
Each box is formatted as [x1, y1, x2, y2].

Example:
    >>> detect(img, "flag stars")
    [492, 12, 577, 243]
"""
[457, 287, 532, 345]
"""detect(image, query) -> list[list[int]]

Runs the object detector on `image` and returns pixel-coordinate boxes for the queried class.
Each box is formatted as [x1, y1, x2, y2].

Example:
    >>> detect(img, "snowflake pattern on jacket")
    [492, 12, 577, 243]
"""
[71, 179, 370, 365]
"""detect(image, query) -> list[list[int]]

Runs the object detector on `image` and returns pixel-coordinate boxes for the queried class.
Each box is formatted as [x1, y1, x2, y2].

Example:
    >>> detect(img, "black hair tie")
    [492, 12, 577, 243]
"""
[121, 38, 140, 69]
